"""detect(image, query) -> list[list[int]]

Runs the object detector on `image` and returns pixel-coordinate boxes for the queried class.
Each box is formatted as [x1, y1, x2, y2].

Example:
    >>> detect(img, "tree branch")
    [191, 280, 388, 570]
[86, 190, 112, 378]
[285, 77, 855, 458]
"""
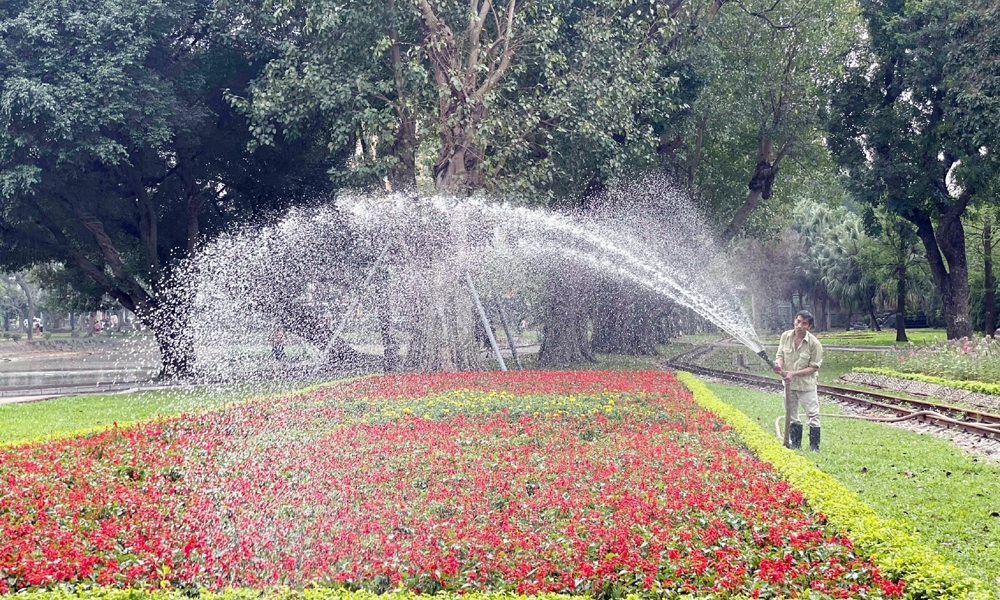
[731, 0, 798, 30]
[475, 0, 516, 100]
[467, 0, 492, 76]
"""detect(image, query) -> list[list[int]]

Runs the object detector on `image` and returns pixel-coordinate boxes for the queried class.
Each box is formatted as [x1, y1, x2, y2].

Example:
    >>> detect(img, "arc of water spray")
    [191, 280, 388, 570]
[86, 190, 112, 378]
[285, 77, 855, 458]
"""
[507, 212, 764, 353]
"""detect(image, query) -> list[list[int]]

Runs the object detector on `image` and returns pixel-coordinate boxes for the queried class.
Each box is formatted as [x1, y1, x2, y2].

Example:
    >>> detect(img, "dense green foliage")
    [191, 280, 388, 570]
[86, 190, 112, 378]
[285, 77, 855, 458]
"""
[4, 0, 1000, 362]
[0, 0, 339, 374]
[826, 0, 1000, 340]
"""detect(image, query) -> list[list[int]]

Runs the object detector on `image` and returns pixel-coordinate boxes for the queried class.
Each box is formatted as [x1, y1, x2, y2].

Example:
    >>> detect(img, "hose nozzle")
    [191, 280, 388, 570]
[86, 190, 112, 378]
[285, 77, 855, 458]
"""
[756, 349, 776, 370]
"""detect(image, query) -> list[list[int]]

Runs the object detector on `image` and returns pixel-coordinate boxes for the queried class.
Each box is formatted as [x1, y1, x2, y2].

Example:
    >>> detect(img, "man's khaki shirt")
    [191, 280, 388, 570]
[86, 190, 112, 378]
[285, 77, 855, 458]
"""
[775, 330, 823, 391]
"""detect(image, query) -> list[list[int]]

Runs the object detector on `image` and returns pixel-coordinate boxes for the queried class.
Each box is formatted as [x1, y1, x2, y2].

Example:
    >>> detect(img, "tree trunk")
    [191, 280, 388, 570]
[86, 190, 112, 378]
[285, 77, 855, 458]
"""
[178, 151, 205, 258]
[416, 0, 516, 195]
[141, 304, 194, 380]
[375, 275, 401, 372]
[591, 282, 659, 355]
[538, 273, 595, 368]
[385, 0, 418, 192]
[14, 274, 33, 342]
[720, 134, 790, 242]
[35, 196, 197, 377]
[433, 110, 486, 193]
[895, 249, 908, 343]
[388, 116, 418, 192]
[912, 207, 974, 339]
[815, 293, 829, 332]
[868, 301, 880, 331]
[402, 269, 483, 372]
[985, 213, 996, 337]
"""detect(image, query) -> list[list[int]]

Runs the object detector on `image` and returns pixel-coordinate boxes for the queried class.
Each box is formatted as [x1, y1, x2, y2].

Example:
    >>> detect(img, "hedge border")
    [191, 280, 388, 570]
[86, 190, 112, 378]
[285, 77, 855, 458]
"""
[675, 371, 995, 600]
[852, 367, 1000, 397]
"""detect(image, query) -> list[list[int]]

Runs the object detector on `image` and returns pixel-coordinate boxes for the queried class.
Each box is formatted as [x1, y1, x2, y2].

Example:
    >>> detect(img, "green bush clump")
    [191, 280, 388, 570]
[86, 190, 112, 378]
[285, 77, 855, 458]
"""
[854, 366, 1000, 396]
[676, 371, 995, 600]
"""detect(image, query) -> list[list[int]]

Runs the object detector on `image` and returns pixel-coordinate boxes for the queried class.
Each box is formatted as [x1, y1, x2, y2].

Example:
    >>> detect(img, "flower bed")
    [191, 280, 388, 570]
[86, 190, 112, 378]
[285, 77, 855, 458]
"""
[1, 371, 902, 598]
[875, 337, 1000, 382]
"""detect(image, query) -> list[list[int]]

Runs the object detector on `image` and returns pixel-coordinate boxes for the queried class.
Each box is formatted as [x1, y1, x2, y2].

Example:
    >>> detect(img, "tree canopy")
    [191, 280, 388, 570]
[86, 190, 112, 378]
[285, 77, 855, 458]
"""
[0, 0, 338, 375]
[5, 0, 1000, 375]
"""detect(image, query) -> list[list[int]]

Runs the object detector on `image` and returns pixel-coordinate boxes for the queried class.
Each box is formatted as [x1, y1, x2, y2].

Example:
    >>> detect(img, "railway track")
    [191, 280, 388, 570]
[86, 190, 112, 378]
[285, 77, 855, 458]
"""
[667, 348, 1000, 439]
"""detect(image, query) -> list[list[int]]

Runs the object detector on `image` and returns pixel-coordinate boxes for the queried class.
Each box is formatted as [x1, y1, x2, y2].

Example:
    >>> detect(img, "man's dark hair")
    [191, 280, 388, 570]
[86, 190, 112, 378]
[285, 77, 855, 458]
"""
[795, 310, 815, 328]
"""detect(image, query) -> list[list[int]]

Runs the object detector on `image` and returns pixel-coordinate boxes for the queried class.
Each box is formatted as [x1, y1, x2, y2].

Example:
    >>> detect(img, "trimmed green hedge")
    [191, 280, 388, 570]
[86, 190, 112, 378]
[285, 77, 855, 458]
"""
[853, 367, 1000, 396]
[676, 371, 995, 600]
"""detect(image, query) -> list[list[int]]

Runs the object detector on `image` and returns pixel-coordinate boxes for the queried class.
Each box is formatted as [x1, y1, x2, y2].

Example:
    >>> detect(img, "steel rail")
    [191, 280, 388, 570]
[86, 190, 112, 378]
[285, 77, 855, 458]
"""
[668, 357, 1000, 438]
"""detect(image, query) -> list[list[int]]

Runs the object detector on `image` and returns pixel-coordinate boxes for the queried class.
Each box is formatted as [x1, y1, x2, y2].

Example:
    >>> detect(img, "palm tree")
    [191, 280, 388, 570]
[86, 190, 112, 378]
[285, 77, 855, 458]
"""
[820, 216, 879, 330]
[793, 202, 840, 331]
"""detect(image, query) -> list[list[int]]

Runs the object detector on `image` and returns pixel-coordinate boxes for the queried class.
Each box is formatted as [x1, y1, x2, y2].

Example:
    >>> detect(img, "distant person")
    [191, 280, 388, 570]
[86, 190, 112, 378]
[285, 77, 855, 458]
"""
[270, 326, 287, 362]
[773, 310, 824, 451]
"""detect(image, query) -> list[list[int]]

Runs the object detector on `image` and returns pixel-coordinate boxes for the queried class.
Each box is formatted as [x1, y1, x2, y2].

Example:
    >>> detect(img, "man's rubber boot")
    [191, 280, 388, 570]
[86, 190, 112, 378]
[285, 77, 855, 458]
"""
[789, 422, 803, 449]
[809, 427, 821, 452]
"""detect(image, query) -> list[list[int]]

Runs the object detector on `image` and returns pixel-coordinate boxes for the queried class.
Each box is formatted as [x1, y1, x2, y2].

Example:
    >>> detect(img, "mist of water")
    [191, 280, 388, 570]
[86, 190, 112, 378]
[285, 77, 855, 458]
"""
[180, 180, 761, 383]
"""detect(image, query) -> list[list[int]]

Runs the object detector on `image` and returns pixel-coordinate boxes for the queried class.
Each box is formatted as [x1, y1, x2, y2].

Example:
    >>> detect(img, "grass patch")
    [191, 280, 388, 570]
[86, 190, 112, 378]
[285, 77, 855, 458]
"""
[672, 333, 727, 345]
[517, 351, 669, 372]
[705, 381, 1000, 592]
[761, 328, 947, 346]
[698, 346, 883, 385]
[0, 380, 324, 445]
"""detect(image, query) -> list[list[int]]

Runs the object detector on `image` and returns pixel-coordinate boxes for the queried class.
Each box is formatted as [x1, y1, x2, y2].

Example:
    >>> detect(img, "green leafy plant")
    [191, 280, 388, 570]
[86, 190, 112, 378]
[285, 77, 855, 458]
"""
[875, 337, 1000, 382]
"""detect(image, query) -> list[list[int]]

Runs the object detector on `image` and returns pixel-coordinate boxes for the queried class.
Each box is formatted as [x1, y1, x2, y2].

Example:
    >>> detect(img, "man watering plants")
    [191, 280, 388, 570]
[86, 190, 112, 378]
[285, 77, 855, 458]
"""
[773, 310, 824, 451]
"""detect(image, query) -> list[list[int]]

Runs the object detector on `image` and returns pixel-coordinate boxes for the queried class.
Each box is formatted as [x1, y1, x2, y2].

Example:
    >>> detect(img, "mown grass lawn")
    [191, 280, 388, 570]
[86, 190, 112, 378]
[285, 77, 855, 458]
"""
[698, 346, 883, 386]
[0, 380, 319, 444]
[706, 381, 1000, 591]
[761, 328, 948, 346]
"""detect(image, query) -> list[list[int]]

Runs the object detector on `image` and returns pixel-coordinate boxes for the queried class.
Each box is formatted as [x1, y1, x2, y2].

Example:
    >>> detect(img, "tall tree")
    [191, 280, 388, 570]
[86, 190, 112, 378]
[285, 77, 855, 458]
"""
[691, 0, 859, 242]
[0, 0, 337, 377]
[827, 0, 1000, 339]
[236, 0, 426, 192]
[12, 273, 34, 341]
[863, 211, 929, 342]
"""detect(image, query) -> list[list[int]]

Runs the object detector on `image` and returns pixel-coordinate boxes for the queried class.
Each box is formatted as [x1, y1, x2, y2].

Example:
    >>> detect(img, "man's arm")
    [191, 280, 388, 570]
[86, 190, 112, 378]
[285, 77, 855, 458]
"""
[773, 331, 787, 373]
[783, 365, 818, 380]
